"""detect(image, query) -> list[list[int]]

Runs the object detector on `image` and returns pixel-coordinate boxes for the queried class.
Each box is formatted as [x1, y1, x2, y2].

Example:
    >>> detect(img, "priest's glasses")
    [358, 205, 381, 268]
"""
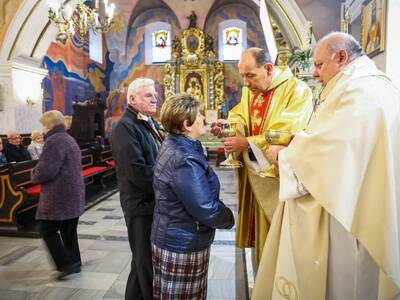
[219, 122, 243, 169]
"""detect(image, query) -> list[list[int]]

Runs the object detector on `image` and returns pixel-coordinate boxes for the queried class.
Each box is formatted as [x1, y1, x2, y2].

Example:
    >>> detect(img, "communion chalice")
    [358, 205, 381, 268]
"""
[258, 130, 294, 177]
[219, 122, 243, 168]
[265, 130, 294, 145]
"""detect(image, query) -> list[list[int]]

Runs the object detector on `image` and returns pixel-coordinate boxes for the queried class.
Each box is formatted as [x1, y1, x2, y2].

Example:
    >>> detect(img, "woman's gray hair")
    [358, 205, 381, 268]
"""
[39, 110, 65, 131]
[127, 78, 155, 101]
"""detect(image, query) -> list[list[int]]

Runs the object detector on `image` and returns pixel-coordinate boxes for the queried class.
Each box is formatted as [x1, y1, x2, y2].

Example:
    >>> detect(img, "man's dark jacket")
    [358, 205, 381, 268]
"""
[4, 143, 31, 162]
[111, 106, 161, 216]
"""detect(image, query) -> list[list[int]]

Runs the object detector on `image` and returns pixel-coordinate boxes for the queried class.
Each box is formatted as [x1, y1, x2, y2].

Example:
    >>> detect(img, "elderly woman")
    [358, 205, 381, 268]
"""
[27, 130, 44, 160]
[151, 93, 234, 299]
[31, 110, 85, 280]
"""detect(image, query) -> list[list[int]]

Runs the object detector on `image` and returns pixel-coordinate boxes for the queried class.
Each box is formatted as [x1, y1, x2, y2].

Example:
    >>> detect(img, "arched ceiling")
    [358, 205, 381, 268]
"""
[294, 0, 342, 39]
[0, 0, 343, 64]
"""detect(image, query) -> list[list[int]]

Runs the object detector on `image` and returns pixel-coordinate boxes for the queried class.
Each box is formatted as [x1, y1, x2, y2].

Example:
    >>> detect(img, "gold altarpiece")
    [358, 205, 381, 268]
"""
[163, 26, 224, 118]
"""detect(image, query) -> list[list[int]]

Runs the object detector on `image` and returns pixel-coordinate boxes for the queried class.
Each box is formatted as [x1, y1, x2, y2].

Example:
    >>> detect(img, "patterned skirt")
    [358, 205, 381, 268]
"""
[152, 244, 211, 300]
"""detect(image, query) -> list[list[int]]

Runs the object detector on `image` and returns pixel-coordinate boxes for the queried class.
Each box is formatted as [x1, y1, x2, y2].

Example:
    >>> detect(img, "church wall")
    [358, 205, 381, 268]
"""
[0, 57, 47, 133]
[105, 8, 181, 135]
[205, 4, 267, 110]
[0, 68, 16, 132]
[41, 35, 113, 117]
[294, 0, 341, 40]
[384, 0, 400, 89]
[345, 0, 400, 88]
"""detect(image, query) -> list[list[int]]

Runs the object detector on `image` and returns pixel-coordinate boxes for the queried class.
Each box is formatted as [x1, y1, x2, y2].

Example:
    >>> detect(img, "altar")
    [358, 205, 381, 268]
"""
[163, 14, 224, 126]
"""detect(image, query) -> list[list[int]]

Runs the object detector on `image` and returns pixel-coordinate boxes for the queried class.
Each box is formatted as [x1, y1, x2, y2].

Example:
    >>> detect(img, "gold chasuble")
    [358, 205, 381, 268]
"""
[228, 66, 313, 262]
[252, 56, 400, 299]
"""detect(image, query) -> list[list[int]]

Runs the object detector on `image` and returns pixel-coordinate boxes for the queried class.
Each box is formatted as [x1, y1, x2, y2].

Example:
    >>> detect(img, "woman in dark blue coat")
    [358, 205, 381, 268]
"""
[31, 110, 85, 280]
[151, 93, 234, 299]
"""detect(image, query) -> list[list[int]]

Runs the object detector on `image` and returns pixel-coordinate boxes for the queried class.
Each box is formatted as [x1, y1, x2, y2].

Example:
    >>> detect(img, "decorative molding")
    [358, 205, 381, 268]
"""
[11, 56, 48, 76]
[7, 0, 42, 61]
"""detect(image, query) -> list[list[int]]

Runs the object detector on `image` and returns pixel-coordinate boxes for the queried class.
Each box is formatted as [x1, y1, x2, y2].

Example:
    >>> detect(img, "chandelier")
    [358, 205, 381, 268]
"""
[48, 0, 115, 44]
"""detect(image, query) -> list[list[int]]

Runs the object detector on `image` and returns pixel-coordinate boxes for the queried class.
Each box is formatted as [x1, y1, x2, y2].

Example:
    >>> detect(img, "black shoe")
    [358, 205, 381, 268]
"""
[57, 263, 81, 280]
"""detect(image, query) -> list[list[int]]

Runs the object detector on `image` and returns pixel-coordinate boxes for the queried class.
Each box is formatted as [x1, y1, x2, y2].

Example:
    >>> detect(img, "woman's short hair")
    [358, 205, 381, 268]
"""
[39, 110, 65, 131]
[31, 130, 43, 141]
[160, 93, 201, 135]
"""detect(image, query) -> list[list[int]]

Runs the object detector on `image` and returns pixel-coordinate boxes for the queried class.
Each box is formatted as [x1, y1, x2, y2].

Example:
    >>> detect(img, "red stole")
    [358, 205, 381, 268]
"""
[246, 88, 274, 248]
[250, 89, 275, 135]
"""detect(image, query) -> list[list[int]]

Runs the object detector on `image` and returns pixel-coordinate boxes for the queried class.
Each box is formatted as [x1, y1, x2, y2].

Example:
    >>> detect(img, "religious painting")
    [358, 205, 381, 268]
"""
[180, 70, 208, 108]
[361, 0, 386, 57]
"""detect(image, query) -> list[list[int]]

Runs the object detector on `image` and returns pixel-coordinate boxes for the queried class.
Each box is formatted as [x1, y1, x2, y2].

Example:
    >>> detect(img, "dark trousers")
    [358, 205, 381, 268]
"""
[124, 215, 153, 300]
[39, 217, 81, 271]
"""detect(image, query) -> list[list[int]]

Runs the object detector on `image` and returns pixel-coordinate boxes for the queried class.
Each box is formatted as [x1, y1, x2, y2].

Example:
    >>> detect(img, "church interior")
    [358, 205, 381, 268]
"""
[0, 0, 399, 299]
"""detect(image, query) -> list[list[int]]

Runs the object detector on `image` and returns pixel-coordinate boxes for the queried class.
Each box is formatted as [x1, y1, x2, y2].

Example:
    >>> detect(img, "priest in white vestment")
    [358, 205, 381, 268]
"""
[252, 32, 400, 300]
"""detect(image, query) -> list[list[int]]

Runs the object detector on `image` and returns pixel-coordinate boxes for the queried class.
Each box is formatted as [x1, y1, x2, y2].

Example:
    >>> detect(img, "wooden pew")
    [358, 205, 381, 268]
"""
[0, 164, 25, 228]
[0, 147, 116, 235]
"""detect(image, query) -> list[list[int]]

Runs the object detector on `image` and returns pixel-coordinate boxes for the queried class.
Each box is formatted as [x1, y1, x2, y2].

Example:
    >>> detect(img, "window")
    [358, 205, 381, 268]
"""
[145, 22, 171, 65]
[89, 28, 103, 64]
[218, 20, 247, 62]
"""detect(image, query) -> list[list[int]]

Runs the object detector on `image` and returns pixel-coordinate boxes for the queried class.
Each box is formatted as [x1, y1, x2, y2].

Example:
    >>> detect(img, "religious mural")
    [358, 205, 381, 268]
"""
[105, 8, 181, 135]
[205, 4, 267, 109]
[41, 34, 113, 116]
[40, 3, 267, 136]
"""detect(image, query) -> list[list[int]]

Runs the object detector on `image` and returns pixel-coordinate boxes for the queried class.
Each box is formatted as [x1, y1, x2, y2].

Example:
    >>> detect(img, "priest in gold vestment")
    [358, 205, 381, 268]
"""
[211, 48, 313, 263]
[253, 32, 400, 299]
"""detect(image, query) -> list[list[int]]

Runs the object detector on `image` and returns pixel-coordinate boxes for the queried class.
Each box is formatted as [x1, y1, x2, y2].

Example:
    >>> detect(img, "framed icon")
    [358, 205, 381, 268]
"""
[361, 0, 386, 57]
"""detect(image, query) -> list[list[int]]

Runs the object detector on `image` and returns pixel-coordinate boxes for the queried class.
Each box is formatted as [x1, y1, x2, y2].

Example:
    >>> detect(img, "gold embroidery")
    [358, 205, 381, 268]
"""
[275, 276, 299, 300]
[254, 93, 264, 106]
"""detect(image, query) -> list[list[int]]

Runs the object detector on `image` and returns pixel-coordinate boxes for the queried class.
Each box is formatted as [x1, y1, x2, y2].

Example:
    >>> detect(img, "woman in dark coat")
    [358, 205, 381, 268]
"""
[151, 94, 234, 299]
[31, 110, 85, 280]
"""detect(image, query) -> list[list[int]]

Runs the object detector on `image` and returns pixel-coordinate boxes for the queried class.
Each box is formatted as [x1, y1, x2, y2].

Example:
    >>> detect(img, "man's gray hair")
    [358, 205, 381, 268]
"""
[127, 78, 155, 101]
[319, 32, 363, 61]
[7, 131, 19, 139]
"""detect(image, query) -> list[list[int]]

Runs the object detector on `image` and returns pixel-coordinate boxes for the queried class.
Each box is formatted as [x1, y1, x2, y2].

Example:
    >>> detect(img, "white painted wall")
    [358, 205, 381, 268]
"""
[384, 0, 400, 89]
[0, 65, 16, 132]
[345, 0, 400, 87]
[0, 57, 47, 133]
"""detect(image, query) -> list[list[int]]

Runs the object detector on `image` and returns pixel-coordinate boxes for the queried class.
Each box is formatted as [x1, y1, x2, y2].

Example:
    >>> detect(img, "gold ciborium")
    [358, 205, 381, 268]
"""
[219, 122, 243, 168]
[265, 130, 294, 145]
[258, 130, 294, 177]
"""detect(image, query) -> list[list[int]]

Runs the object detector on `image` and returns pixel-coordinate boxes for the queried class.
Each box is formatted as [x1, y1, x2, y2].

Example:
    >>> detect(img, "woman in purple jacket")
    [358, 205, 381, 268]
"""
[31, 110, 85, 280]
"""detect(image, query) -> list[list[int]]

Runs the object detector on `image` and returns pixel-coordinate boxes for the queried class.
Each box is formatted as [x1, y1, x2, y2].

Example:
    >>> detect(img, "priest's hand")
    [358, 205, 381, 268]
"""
[222, 137, 249, 153]
[210, 119, 226, 137]
[266, 145, 287, 165]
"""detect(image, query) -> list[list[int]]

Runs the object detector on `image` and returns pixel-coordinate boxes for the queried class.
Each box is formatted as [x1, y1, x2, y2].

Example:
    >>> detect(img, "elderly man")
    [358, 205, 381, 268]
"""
[211, 48, 313, 264]
[252, 32, 400, 299]
[3, 131, 31, 162]
[111, 78, 163, 300]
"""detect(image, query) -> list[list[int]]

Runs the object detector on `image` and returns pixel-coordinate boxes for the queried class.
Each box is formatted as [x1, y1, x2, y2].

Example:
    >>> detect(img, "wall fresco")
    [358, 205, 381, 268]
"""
[205, 4, 267, 109]
[105, 8, 181, 135]
[41, 34, 113, 116]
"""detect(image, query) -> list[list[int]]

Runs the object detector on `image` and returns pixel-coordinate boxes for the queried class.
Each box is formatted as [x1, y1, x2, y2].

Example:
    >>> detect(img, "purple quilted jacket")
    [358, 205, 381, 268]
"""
[31, 125, 85, 220]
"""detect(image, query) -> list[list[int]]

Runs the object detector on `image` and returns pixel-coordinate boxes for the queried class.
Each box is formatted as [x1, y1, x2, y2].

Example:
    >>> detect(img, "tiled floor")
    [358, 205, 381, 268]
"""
[0, 165, 249, 299]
